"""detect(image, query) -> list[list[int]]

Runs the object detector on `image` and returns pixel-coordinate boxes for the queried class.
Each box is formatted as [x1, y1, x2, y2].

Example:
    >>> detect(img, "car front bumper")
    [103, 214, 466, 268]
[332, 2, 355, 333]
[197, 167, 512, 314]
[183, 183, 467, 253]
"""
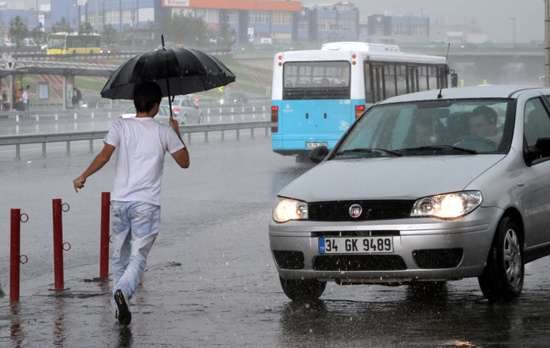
[269, 207, 501, 284]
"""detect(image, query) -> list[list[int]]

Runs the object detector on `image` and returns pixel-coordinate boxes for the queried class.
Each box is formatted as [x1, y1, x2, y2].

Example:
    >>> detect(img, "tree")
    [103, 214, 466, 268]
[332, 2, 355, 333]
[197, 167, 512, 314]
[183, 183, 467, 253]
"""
[79, 22, 94, 35]
[51, 17, 73, 34]
[30, 24, 47, 47]
[101, 24, 118, 46]
[9, 16, 28, 48]
[158, 12, 209, 46]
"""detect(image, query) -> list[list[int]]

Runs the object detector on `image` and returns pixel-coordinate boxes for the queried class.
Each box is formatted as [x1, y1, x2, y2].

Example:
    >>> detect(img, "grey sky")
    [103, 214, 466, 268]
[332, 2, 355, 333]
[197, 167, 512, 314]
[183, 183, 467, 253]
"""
[301, 0, 545, 43]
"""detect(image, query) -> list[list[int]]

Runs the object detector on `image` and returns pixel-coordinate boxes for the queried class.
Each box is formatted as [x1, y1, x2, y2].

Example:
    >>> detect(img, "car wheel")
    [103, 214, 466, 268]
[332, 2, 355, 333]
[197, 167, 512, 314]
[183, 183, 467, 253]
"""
[478, 216, 524, 303]
[279, 276, 326, 302]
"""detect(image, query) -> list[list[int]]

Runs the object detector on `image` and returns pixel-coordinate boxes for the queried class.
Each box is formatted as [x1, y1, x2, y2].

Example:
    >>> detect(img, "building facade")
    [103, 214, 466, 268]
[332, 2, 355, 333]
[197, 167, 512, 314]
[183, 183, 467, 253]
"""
[365, 14, 430, 43]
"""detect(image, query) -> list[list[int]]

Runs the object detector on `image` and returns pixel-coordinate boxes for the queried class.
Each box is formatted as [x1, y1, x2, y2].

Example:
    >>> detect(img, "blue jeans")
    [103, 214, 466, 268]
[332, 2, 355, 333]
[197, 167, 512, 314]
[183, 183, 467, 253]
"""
[110, 201, 160, 308]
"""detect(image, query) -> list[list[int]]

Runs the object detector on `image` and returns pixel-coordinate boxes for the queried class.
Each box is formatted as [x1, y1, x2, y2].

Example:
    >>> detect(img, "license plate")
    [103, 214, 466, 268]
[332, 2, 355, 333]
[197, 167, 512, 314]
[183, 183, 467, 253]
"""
[318, 237, 394, 254]
[306, 142, 327, 149]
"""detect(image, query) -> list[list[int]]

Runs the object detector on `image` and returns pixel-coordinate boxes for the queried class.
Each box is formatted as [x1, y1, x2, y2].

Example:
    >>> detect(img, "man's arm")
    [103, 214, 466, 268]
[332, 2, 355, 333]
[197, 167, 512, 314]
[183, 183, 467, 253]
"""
[171, 148, 190, 168]
[170, 115, 190, 168]
[73, 143, 116, 192]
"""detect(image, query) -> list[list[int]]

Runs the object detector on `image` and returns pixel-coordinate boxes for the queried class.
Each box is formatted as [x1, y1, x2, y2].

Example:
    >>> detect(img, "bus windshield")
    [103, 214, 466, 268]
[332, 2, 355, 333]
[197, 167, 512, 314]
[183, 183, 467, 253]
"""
[283, 61, 350, 100]
[47, 36, 65, 49]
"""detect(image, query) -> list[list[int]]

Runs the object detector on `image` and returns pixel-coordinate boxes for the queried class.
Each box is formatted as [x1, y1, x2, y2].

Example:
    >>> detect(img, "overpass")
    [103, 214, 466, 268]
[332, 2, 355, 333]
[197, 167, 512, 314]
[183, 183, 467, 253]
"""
[398, 43, 547, 86]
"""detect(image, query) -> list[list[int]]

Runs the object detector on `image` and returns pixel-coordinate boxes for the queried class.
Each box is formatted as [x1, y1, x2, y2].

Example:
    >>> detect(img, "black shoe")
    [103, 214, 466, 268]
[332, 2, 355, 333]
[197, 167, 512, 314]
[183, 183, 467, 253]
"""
[114, 289, 132, 326]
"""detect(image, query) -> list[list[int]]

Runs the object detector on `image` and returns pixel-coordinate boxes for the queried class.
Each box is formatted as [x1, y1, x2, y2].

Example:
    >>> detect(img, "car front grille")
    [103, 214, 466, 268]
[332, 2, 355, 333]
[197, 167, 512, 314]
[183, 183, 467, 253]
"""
[313, 255, 407, 271]
[308, 200, 415, 221]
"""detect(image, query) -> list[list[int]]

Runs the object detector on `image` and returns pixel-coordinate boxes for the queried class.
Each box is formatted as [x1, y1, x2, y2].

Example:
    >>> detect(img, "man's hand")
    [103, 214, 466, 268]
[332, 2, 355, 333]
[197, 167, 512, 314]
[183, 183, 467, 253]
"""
[73, 177, 86, 192]
[169, 115, 179, 133]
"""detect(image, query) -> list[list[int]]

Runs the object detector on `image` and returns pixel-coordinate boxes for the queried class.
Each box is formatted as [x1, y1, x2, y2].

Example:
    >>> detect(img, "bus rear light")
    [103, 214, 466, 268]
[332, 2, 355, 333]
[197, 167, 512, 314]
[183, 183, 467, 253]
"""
[271, 106, 279, 133]
[355, 105, 365, 118]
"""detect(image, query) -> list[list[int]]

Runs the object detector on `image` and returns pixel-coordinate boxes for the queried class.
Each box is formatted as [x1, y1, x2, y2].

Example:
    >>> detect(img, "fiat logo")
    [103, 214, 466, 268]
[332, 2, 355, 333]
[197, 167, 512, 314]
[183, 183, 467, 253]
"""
[349, 204, 362, 218]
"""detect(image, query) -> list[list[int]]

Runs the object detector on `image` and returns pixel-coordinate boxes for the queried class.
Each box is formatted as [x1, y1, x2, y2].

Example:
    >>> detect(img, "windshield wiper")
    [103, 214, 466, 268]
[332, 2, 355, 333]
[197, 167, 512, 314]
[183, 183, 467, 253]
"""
[399, 145, 477, 154]
[336, 148, 403, 157]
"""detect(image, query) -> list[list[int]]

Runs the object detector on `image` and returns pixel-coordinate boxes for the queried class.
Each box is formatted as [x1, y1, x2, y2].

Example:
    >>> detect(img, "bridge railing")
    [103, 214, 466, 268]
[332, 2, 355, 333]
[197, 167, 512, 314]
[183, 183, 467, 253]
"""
[0, 121, 274, 160]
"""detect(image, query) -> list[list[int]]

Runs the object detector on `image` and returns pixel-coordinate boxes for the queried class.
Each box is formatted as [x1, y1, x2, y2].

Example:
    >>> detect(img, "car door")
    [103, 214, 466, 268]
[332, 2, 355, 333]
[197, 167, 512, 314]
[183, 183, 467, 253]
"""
[522, 97, 550, 247]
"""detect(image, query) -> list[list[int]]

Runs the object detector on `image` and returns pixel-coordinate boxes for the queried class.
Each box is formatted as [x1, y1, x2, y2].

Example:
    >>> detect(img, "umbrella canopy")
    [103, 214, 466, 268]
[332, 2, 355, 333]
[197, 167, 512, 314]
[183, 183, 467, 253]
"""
[100, 47, 236, 100]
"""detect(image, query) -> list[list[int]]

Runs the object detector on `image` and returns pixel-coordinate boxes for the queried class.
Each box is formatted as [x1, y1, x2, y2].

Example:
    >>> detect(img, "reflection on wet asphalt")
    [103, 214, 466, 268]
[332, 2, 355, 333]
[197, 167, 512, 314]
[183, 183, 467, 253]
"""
[2, 137, 550, 347]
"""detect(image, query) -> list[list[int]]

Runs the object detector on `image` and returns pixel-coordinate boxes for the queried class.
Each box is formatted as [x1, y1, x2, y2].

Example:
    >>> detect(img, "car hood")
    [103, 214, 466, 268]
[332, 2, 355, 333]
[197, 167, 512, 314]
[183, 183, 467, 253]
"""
[279, 155, 505, 201]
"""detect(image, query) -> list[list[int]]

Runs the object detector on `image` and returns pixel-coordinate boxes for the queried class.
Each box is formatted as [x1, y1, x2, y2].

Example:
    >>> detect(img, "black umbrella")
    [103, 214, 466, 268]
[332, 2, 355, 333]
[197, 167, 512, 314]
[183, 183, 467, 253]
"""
[100, 36, 236, 105]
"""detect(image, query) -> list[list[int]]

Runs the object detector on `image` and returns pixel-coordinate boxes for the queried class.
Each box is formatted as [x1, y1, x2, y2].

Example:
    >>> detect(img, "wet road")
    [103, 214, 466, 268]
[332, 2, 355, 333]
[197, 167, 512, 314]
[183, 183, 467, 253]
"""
[2, 136, 550, 347]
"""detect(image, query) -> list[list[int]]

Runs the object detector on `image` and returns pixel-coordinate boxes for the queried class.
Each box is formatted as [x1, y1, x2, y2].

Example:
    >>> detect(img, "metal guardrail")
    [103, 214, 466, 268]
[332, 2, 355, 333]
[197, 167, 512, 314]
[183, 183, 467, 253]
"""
[0, 121, 273, 160]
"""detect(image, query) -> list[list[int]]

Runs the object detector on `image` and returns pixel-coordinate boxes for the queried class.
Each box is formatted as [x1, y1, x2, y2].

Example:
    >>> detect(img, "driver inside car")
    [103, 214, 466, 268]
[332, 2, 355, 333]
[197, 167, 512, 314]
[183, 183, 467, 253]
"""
[469, 105, 499, 144]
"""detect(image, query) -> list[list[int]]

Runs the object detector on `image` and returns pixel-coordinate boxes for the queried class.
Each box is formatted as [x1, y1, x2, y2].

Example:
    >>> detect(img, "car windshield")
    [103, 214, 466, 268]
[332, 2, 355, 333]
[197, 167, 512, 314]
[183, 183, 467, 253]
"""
[334, 99, 515, 158]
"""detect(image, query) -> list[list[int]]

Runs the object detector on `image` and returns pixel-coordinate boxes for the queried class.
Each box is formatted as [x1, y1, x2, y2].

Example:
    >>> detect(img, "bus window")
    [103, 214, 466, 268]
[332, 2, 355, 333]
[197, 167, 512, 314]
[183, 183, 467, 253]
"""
[283, 61, 350, 100]
[407, 66, 419, 93]
[396, 65, 407, 96]
[418, 65, 429, 91]
[384, 64, 397, 99]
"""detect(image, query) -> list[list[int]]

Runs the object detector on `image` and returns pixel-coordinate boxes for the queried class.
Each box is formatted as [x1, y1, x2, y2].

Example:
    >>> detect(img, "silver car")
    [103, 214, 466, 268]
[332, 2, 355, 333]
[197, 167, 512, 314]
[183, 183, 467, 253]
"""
[269, 85, 550, 303]
[163, 96, 203, 124]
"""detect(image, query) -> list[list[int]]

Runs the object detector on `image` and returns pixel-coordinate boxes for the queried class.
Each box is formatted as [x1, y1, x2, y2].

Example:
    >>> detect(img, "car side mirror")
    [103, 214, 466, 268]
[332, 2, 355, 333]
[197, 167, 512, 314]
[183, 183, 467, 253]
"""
[527, 137, 550, 164]
[535, 137, 550, 157]
[309, 145, 329, 164]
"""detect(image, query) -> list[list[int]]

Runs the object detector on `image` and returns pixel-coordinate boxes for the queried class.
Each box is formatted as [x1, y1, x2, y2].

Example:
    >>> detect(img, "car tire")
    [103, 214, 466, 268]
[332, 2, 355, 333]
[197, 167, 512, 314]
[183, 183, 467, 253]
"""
[478, 216, 524, 303]
[279, 276, 326, 302]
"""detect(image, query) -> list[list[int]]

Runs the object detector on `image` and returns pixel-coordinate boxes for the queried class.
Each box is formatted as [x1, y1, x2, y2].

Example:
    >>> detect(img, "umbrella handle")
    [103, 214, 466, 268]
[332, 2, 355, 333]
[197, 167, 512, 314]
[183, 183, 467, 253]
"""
[166, 79, 173, 116]
[161, 34, 166, 51]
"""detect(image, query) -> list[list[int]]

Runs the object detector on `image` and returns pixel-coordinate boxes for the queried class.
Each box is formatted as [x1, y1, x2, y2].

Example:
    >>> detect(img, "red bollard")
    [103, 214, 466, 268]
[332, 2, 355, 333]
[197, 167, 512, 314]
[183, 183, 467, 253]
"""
[99, 192, 111, 279]
[10, 209, 28, 302]
[52, 199, 70, 291]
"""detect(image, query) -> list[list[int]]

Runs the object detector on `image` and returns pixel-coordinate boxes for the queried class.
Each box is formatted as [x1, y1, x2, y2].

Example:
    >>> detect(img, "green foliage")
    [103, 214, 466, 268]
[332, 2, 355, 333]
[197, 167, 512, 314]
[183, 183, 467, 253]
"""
[9, 16, 28, 48]
[158, 12, 209, 47]
[52, 17, 73, 34]
[79, 22, 94, 35]
[101, 24, 118, 46]
[30, 25, 47, 47]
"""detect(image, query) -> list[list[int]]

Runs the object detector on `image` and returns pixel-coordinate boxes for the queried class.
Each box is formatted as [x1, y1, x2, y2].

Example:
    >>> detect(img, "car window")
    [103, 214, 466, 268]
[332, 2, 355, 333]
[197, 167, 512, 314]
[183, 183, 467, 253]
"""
[335, 99, 514, 157]
[524, 98, 550, 150]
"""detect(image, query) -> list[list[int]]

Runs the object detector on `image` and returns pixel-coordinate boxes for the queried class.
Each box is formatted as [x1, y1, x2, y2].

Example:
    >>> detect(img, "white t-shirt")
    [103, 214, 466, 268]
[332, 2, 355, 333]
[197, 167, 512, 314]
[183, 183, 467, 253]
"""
[104, 117, 185, 206]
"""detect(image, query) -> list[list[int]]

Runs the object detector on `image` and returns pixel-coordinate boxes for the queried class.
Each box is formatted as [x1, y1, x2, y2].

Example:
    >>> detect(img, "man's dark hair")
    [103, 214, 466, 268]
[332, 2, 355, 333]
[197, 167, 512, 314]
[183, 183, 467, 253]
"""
[133, 82, 162, 113]
[472, 105, 497, 124]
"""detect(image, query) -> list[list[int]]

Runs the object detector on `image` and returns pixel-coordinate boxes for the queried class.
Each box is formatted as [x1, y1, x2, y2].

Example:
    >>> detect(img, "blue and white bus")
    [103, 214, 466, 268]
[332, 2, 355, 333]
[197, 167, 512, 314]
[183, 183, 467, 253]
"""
[271, 42, 454, 158]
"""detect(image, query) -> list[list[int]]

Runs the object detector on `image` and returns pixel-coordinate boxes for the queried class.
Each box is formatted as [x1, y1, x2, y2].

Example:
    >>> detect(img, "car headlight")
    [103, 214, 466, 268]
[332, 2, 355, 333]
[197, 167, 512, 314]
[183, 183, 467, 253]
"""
[273, 198, 308, 223]
[411, 191, 482, 219]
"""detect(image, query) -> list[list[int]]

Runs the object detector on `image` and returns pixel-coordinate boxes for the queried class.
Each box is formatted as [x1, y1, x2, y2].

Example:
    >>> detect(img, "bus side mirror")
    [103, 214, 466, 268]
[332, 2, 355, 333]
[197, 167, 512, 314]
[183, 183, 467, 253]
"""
[309, 146, 329, 164]
[451, 73, 458, 87]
